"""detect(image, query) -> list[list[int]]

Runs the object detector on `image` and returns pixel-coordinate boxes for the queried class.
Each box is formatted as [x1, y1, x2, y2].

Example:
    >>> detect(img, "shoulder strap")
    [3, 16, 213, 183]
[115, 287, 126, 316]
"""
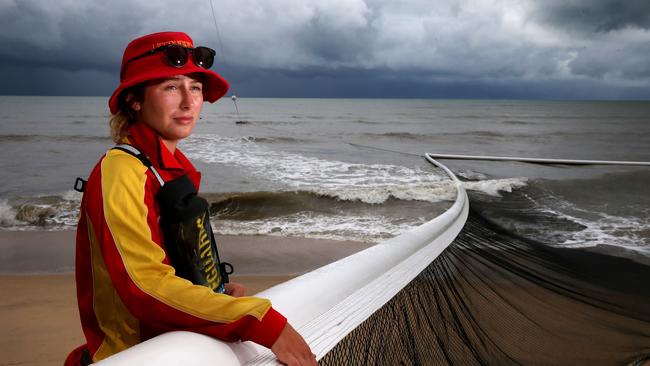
[113, 144, 165, 187]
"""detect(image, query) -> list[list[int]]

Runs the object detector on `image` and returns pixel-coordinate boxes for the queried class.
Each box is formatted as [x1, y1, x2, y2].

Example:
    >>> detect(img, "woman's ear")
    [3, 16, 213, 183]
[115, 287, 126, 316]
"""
[125, 92, 141, 111]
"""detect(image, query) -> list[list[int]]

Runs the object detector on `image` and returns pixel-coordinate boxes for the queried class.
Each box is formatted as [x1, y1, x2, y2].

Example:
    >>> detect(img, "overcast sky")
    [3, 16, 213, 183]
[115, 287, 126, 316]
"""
[1, 0, 649, 99]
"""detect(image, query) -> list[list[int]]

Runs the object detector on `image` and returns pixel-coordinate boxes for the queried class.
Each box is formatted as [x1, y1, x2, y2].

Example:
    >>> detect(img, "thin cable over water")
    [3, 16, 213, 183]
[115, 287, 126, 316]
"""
[208, 0, 243, 122]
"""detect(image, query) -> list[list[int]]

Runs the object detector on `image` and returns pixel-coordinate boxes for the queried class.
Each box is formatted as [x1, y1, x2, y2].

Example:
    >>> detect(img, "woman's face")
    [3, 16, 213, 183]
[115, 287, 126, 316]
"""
[134, 74, 204, 151]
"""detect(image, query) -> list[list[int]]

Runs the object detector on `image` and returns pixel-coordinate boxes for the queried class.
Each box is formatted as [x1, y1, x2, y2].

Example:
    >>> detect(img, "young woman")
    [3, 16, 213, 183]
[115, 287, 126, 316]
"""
[65, 31, 315, 366]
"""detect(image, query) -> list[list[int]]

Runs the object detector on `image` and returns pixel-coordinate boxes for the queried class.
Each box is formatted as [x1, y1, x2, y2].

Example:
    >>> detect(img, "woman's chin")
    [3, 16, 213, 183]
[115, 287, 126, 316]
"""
[170, 127, 195, 141]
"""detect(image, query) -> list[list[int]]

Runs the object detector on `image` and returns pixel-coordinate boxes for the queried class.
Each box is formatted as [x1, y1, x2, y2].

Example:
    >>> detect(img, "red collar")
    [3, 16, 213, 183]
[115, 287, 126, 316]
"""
[124, 123, 201, 188]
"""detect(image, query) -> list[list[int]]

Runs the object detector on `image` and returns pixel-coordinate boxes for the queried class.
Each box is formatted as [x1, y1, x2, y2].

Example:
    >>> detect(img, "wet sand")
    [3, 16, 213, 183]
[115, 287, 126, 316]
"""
[0, 231, 373, 275]
[0, 231, 373, 366]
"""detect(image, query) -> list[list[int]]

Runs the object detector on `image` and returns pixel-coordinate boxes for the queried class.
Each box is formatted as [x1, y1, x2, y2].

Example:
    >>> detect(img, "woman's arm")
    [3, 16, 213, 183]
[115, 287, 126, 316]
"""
[94, 150, 286, 347]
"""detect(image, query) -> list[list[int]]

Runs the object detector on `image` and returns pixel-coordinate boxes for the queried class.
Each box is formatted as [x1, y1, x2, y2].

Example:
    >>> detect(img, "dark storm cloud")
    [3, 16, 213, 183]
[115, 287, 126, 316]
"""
[0, 0, 649, 98]
[569, 39, 650, 79]
[525, 0, 650, 82]
[0, 0, 225, 95]
[0, 1, 145, 71]
[221, 63, 650, 100]
[294, 8, 375, 65]
[0, 0, 233, 72]
[531, 0, 650, 33]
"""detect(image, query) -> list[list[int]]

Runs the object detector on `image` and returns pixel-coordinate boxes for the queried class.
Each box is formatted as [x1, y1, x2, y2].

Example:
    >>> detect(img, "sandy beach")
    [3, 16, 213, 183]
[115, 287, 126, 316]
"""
[0, 230, 373, 366]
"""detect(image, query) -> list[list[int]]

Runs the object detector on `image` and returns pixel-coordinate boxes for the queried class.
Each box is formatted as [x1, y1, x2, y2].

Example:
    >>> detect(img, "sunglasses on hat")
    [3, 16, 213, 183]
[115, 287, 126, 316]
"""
[120, 44, 216, 80]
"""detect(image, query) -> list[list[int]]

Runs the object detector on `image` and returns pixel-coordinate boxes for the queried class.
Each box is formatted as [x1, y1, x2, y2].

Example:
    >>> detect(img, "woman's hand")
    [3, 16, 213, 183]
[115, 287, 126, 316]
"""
[224, 282, 246, 297]
[271, 323, 317, 366]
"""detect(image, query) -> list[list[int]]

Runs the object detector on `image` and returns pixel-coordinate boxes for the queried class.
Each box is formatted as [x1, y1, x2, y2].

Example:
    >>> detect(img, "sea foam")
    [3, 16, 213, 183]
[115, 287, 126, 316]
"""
[211, 212, 428, 243]
[182, 134, 527, 204]
[543, 205, 650, 254]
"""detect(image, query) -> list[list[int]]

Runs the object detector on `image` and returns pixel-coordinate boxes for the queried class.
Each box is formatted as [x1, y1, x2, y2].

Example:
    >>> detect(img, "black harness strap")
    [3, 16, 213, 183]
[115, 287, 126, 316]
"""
[73, 144, 162, 193]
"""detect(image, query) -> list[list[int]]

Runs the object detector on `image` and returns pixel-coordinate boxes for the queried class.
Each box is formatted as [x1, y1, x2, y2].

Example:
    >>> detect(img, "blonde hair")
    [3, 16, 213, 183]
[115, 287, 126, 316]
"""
[109, 110, 133, 143]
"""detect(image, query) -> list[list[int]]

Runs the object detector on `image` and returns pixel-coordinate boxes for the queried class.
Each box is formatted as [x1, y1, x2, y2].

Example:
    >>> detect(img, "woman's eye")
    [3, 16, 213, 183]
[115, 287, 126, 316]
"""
[165, 84, 178, 91]
[191, 84, 203, 92]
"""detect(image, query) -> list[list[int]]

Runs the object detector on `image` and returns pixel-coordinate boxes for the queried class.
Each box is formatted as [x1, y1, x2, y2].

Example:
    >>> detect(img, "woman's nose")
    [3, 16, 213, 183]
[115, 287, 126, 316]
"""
[179, 87, 195, 109]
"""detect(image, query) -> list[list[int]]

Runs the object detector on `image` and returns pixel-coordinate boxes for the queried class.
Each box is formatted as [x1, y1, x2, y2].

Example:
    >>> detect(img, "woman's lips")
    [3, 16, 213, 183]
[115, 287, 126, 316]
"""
[174, 116, 194, 125]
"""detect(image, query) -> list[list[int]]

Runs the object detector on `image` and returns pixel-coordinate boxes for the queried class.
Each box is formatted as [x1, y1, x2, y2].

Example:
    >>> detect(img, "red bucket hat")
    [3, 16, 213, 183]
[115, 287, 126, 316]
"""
[108, 31, 229, 114]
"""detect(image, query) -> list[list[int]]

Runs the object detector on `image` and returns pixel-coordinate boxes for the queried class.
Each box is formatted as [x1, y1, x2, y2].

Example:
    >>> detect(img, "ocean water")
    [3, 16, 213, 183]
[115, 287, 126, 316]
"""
[0, 96, 648, 262]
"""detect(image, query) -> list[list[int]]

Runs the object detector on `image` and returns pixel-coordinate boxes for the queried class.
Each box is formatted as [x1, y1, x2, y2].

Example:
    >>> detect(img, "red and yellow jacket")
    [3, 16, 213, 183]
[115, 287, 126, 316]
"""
[66, 123, 286, 365]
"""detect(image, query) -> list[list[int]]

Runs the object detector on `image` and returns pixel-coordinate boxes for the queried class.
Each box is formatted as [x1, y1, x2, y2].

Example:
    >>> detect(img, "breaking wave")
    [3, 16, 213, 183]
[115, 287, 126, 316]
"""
[182, 134, 527, 204]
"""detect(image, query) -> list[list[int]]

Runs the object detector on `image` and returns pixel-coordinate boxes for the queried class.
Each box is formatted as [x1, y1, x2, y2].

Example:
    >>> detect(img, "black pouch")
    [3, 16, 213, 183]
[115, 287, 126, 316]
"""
[111, 144, 233, 294]
[156, 174, 232, 293]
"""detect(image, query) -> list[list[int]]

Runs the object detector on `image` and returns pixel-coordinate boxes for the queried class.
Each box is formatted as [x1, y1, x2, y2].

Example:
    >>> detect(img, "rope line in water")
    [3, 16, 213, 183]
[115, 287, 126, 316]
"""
[426, 153, 650, 166]
[346, 142, 422, 157]
[347, 143, 650, 166]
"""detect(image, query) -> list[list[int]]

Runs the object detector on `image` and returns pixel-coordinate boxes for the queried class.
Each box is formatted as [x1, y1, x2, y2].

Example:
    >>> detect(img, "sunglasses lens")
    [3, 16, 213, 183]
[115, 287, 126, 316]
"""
[193, 47, 215, 69]
[163, 45, 188, 68]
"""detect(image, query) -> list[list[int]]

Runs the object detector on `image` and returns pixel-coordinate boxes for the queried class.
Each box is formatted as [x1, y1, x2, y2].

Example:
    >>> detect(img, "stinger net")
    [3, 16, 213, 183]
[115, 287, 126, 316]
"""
[319, 212, 650, 366]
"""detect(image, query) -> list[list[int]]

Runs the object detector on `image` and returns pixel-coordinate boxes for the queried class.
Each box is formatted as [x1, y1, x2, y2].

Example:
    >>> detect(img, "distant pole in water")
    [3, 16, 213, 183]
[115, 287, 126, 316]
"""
[425, 153, 650, 166]
[231, 95, 246, 124]
[232, 95, 239, 114]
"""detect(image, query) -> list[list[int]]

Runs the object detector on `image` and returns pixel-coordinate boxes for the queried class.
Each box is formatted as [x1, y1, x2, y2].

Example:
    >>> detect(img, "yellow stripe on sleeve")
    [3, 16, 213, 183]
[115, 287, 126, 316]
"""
[87, 213, 140, 361]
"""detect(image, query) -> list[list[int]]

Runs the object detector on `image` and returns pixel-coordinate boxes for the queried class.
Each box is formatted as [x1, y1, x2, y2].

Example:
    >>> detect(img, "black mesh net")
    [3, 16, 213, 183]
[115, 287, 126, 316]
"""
[320, 212, 650, 366]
